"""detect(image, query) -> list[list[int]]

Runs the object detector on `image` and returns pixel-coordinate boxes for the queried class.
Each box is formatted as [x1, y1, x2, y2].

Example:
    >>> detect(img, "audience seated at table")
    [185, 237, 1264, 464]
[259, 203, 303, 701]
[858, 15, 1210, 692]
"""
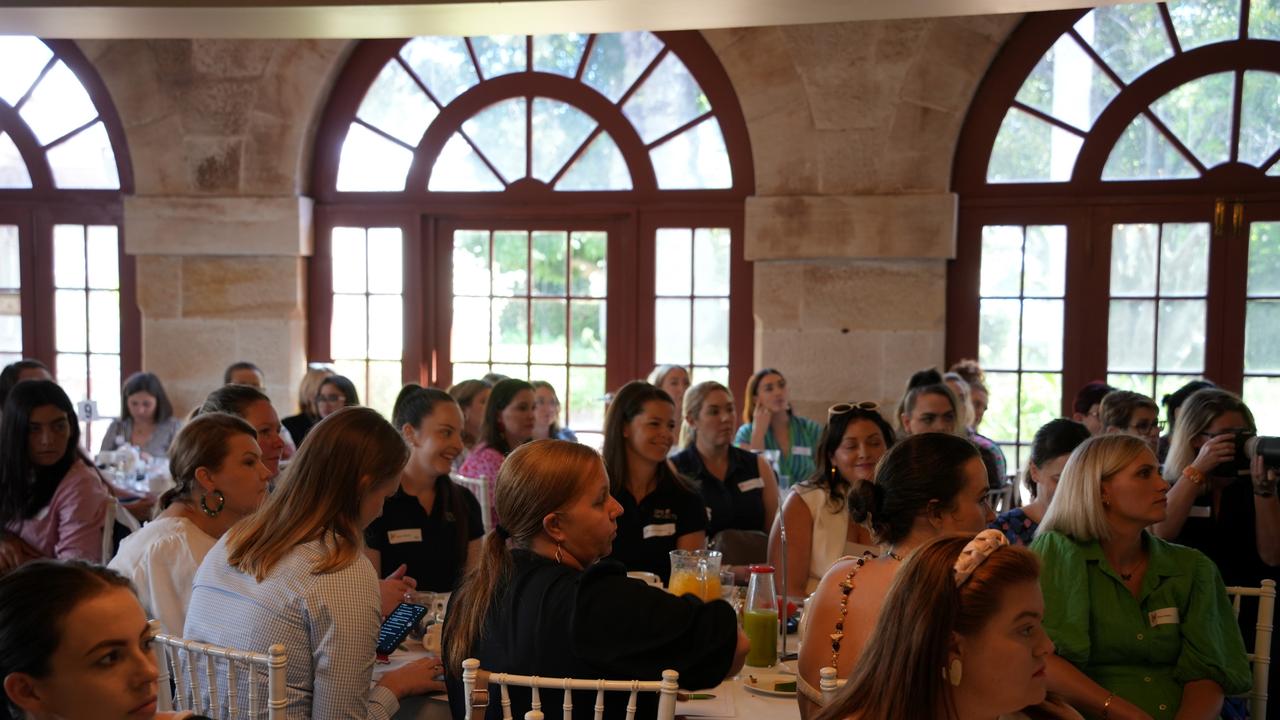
[100, 372, 183, 460]
[0, 380, 111, 571]
[365, 384, 483, 592]
[1099, 390, 1161, 454]
[315, 373, 360, 419]
[280, 364, 334, 446]
[734, 368, 822, 488]
[184, 407, 443, 719]
[442, 439, 748, 720]
[768, 401, 895, 597]
[1070, 381, 1115, 436]
[796, 432, 995, 719]
[990, 419, 1090, 546]
[108, 412, 271, 635]
[458, 378, 536, 524]
[0, 359, 52, 421]
[1032, 434, 1251, 720]
[602, 381, 706, 583]
[0, 559, 212, 720]
[531, 380, 578, 442]
[195, 384, 287, 481]
[447, 378, 491, 472]
[899, 368, 1004, 491]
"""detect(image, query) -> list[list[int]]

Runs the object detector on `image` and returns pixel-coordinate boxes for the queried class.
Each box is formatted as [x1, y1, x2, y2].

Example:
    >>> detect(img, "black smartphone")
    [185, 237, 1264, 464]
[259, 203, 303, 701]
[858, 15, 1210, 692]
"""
[377, 602, 428, 657]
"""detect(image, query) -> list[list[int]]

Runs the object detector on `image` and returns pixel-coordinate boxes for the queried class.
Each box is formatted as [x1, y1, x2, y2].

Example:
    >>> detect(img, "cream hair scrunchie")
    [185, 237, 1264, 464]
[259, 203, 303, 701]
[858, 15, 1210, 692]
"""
[952, 528, 1009, 587]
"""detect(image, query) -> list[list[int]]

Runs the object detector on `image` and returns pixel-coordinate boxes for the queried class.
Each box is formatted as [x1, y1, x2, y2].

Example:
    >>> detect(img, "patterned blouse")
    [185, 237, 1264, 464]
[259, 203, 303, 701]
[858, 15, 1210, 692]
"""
[990, 507, 1038, 546]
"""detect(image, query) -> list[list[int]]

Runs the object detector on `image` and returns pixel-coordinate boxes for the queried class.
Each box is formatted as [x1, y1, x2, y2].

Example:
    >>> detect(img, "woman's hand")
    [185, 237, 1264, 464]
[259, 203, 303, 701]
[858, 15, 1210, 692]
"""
[1190, 433, 1236, 478]
[752, 402, 772, 429]
[376, 655, 447, 699]
[379, 564, 417, 617]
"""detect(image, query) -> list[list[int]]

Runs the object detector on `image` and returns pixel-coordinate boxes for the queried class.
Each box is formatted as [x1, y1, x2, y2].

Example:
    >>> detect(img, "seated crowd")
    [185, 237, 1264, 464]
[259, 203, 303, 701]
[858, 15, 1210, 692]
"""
[0, 356, 1273, 720]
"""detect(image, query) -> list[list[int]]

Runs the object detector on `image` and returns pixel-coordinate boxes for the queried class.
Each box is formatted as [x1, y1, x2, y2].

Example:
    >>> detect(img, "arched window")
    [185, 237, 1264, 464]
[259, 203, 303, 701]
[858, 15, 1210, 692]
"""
[311, 32, 753, 438]
[0, 37, 135, 447]
[950, 0, 1280, 466]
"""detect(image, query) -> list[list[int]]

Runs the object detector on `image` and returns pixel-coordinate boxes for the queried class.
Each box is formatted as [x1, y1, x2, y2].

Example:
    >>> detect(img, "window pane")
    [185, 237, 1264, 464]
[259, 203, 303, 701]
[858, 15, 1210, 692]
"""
[650, 117, 731, 189]
[491, 298, 528, 363]
[531, 98, 597, 183]
[1249, 221, 1280, 295]
[453, 230, 491, 296]
[1150, 72, 1234, 169]
[531, 231, 567, 296]
[1110, 224, 1159, 296]
[1108, 372, 1155, 398]
[570, 300, 605, 364]
[428, 132, 505, 191]
[367, 360, 402, 419]
[1023, 225, 1067, 297]
[336, 123, 412, 192]
[581, 32, 664, 103]
[1157, 222, 1210, 297]
[693, 228, 731, 296]
[54, 291, 87, 353]
[1244, 376, 1280, 434]
[531, 298, 567, 364]
[330, 295, 368, 360]
[655, 228, 692, 296]
[1076, 4, 1174, 84]
[48, 121, 120, 190]
[331, 227, 367, 294]
[980, 226, 1024, 297]
[0, 133, 33, 189]
[491, 364, 528, 380]
[533, 33, 586, 77]
[568, 365, 606, 429]
[1108, 300, 1156, 372]
[1245, 300, 1280, 372]
[462, 98, 527, 183]
[87, 290, 119, 354]
[555, 131, 632, 190]
[692, 298, 729, 366]
[85, 226, 119, 291]
[331, 360, 368, 405]
[54, 225, 85, 289]
[1102, 113, 1200, 181]
[569, 231, 607, 297]
[1021, 299, 1064, 371]
[1168, 0, 1242, 51]
[983, 371, 1020, 443]
[654, 298, 691, 364]
[400, 36, 481, 106]
[0, 226, 19, 289]
[89, 353, 120, 418]
[0, 36, 53, 105]
[356, 59, 439, 146]
[367, 295, 403, 361]
[987, 108, 1084, 184]
[1015, 33, 1121, 130]
[452, 362, 491, 382]
[492, 231, 529, 296]
[693, 366, 729, 389]
[471, 35, 527, 80]
[19, 61, 98, 146]
[1239, 71, 1280, 168]
[622, 52, 709, 144]
[367, 228, 403, 294]
[1156, 299, 1206, 371]
[56, 352, 87, 404]
[452, 296, 491, 362]
[1250, 0, 1280, 41]
[978, 298, 1021, 369]
[1020, 372, 1063, 442]
[0, 293, 20, 353]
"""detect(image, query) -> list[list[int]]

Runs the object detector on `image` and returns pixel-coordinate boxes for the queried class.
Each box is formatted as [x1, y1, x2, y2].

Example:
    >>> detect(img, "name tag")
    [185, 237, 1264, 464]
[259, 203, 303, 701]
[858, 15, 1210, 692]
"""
[387, 528, 423, 545]
[1149, 607, 1180, 627]
[1188, 505, 1212, 518]
[738, 477, 765, 492]
[793, 446, 812, 457]
[643, 523, 676, 539]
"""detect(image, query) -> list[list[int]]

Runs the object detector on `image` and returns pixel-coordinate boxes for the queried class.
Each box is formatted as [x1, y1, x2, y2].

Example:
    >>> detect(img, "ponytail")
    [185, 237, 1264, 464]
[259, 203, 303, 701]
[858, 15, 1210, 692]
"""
[444, 528, 512, 672]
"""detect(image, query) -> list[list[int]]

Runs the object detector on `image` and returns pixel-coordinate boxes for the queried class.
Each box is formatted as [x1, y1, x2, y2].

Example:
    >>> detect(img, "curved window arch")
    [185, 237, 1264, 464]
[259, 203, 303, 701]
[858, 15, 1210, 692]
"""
[950, 1, 1280, 465]
[0, 37, 136, 449]
[311, 32, 753, 434]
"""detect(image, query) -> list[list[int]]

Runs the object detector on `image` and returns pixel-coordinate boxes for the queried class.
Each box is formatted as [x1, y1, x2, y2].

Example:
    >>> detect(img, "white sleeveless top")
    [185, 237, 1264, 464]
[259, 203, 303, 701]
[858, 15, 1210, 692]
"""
[791, 483, 874, 594]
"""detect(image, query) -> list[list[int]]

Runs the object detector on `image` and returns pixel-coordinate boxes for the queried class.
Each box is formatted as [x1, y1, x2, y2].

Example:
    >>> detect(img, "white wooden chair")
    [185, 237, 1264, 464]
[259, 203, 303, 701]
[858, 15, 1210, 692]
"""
[151, 620, 288, 719]
[461, 658, 679, 720]
[1225, 578, 1275, 720]
[455, 474, 493, 533]
[985, 485, 1014, 514]
[100, 495, 141, 563]
[819, 666, 843, 705]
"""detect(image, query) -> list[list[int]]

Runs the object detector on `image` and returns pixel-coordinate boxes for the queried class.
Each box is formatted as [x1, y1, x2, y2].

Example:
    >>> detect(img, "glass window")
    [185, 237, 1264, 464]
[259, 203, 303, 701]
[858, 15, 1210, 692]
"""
[0, 226, 21, 367]
[1149, 72, 1235, 168]
[1076, 3, 1175, 84]
[1167, 0, 1242, 50]
[654, 227, 731, 387]
[1102, 113, 1200, 180]
[329, 227, 404, 417]
[1245, 220, 1280, 433]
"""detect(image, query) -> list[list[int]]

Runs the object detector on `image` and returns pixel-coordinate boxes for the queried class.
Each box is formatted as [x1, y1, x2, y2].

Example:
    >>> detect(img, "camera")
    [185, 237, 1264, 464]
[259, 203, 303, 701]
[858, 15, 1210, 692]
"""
[1216, 431, 1280, 478]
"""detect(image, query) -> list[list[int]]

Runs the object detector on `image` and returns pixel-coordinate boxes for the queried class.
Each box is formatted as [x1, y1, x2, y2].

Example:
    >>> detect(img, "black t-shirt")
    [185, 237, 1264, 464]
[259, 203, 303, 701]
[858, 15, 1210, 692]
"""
[281, 413, 317, 446]
[671, 445, 766, 537]
[365, 477, 484, 592]
[444, 549, 739, 720]
[608, 481, 708, 583]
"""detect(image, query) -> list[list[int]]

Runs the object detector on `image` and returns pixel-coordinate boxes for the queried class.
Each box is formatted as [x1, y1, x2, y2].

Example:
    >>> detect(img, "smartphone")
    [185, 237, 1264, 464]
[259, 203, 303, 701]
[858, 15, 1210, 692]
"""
[377, 602, 428, 657]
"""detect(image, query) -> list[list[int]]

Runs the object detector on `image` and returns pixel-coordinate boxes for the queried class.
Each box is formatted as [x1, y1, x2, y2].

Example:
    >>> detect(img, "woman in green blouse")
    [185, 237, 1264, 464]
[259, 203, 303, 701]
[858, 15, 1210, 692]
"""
[1031, 434, 1250, 720]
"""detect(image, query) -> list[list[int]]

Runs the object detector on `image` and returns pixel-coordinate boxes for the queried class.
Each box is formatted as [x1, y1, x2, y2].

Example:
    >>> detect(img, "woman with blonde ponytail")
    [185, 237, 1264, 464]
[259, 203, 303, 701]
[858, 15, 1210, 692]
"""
[443, 439, 747, 720]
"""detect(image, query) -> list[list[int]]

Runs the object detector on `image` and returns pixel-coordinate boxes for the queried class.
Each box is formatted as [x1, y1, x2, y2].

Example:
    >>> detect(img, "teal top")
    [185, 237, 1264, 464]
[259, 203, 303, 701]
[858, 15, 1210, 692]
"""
[1030, 530, 1251, 720]
[734, 414, 822, 489]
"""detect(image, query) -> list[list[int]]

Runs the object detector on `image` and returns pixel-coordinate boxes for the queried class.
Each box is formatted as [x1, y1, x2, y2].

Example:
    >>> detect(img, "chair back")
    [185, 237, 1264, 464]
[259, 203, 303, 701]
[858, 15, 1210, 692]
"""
[151, 620, 288, 719]
[1225, 578, 1275, 720]
[818, 666, 843, 705]
[708, 529, 767, 566]
[101, 495, 141, 563]
[455, 474, 493, 533]
[985, 485, 1014, 514]
[461, 658, 679, 720]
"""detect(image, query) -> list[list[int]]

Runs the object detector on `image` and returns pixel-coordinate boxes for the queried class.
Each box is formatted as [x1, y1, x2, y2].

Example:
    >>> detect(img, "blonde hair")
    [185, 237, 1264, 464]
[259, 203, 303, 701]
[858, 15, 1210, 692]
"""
[224, 406, 409, 580]
[943, 371, 974, 431]
[296, 366, 335, 418]
[680, 381, 731, 449]
[646, 364, 687, 388]
[1164, 388, 1256, 480]
[1037, 434, 1149, 543]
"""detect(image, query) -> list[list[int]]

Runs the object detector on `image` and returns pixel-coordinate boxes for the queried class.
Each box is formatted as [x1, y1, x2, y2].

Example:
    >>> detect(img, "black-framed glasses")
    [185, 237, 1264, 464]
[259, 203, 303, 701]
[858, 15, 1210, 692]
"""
[1130, 420, 1166, 435]
[828, 401, 880, 419]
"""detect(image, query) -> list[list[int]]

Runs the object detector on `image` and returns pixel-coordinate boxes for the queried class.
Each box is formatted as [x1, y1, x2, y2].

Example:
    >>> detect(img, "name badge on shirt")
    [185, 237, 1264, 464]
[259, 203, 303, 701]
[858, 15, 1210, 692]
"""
[387, 528, 423, 545]
[1188, 505, 1212, 518]
[738, 477, 765, 492]
[793, 446, 812, 457]
[643, 523, 677, 539]
[1148, 607, 1180, 627]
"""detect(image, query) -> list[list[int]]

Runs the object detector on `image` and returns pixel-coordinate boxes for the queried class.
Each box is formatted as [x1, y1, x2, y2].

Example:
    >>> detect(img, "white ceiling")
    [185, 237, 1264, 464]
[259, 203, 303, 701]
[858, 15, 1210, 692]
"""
[1, 0, 1143, 38]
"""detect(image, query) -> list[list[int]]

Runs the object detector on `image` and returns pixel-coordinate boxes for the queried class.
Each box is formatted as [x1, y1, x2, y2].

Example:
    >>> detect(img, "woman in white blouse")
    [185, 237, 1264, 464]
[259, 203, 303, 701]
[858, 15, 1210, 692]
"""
[108, 412, 271, 635]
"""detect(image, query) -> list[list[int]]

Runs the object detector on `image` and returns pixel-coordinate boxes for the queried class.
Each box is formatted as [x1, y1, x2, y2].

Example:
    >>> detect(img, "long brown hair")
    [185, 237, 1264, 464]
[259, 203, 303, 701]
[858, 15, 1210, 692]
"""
[814, 534, 1040, 720]
[601, 381, 688, 498]
[443, 439, 601, 671]
[224, 406, 408, 580]
[160, 412, 257, 510]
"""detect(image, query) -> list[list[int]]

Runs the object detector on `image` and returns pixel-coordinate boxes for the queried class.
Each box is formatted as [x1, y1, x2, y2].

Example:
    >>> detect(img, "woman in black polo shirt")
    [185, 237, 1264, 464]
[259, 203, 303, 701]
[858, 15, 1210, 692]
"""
[364, 385, 483, 592]
[602, 381, 707, 582]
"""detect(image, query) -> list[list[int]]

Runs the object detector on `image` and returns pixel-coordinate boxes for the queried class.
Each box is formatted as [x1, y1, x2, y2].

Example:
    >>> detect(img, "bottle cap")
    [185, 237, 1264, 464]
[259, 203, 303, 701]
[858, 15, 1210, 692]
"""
[748, 564, 775, 574]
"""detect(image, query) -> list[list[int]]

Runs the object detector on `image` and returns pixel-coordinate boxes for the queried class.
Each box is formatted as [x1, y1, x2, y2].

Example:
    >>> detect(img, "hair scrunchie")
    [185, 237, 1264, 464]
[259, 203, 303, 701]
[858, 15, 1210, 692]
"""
[952, 529, 1008, 587]
[495, 525, 512, 540]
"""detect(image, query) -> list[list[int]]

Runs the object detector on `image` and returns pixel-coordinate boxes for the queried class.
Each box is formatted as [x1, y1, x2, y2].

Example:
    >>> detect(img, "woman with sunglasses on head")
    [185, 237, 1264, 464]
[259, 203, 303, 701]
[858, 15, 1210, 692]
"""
[767, 402, 895, 598]
[795, 433, 995, 719]
[734, 368, 822, 488]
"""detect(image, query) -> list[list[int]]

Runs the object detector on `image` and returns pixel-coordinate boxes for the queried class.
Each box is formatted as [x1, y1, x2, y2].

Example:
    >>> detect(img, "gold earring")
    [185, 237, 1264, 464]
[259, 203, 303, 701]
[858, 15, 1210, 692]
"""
[947, 658, 963, 687]
[555, 542, 563, 565]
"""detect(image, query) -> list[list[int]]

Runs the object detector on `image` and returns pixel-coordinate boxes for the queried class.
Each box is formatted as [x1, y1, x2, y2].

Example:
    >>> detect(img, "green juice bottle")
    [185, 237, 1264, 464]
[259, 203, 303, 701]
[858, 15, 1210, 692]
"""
[744, 565, 779, 667]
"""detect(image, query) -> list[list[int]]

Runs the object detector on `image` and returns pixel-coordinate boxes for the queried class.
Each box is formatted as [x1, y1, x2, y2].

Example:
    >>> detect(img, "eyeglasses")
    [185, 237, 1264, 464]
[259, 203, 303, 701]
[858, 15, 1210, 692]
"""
[316, 394, 345, 404]
[828, 401, 880, 419]
[1129, 420, 1166, 435]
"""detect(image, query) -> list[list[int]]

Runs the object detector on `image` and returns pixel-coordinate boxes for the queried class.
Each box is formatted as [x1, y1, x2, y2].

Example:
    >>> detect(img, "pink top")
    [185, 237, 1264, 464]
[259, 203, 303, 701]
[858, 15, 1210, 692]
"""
[457, 442, 505, 524]
[6, 459, 110, 562]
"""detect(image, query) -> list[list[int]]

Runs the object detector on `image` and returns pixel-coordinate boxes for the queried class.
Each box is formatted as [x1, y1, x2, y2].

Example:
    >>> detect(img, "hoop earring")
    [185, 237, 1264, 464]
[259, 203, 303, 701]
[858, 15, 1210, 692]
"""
[200, 489, 225, 518]
[554, 542, 563, 565]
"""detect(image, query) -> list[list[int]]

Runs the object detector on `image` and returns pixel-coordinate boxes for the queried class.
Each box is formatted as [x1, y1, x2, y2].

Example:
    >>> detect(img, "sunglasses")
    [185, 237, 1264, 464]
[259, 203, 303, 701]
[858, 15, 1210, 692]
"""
[828, 401, 880, 419]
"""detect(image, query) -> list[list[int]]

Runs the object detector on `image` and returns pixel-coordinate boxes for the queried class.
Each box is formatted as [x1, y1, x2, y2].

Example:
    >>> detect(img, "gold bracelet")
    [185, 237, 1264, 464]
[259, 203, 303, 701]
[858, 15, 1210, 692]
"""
[1100, 692, 1115, 719]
